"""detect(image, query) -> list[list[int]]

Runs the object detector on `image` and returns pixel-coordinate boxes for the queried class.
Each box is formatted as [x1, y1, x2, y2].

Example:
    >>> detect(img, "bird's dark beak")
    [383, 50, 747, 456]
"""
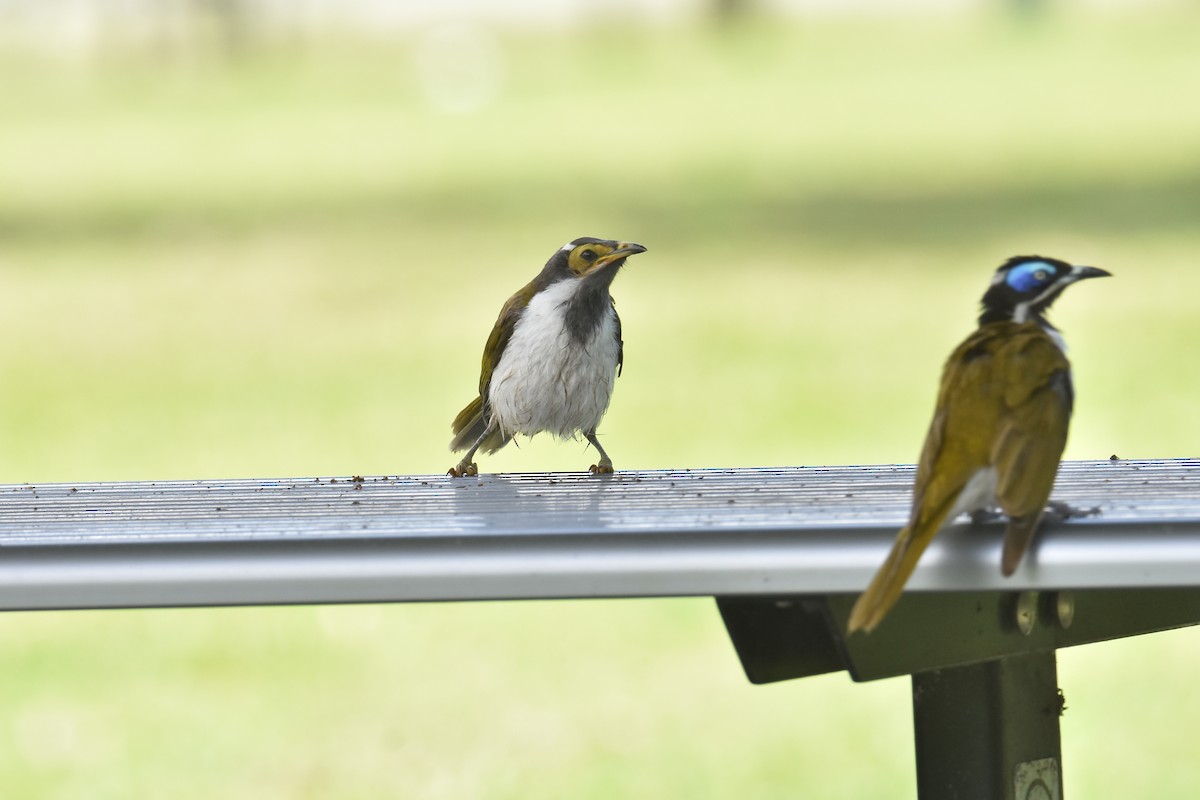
[594, 242, 647, 269]
[1071, 265, 1112, 281]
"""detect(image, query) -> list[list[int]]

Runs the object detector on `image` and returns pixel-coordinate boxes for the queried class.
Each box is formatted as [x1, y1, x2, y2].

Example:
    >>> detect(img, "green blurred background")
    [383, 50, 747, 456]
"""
[1, 0, 1198, 796]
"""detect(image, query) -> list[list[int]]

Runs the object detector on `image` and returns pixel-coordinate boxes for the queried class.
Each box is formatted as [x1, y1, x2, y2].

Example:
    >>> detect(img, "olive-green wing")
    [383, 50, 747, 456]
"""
[848, 326, 1006, 633]
[992, 333, 1073, 574]
[907, 326, 1007, 528]
[449, 282, 535, 454]
[477, 288, 531, 397]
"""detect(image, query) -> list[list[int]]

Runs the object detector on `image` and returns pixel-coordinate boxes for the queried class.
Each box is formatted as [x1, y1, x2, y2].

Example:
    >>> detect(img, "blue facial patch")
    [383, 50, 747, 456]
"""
[1005, 261, 1054, 293]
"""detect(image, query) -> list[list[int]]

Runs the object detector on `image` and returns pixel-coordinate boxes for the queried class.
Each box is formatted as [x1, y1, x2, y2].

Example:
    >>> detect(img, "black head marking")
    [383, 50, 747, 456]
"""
[979, 255, 1100, 326]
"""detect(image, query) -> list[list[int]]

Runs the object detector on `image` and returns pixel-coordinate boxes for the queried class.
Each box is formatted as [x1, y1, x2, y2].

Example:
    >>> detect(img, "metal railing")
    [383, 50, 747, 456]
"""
[3, 458, 1198, 798]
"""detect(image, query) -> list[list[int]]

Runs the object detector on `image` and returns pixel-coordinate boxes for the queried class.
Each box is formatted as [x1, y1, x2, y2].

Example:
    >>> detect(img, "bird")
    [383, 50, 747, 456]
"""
[448, 237, 646, 477]
[847, 255, 1110, 634]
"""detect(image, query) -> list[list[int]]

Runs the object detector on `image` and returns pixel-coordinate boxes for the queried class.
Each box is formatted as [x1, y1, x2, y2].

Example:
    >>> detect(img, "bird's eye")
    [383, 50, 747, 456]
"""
[1034, 269, 1049, 281]
[581, 249, 597, 262]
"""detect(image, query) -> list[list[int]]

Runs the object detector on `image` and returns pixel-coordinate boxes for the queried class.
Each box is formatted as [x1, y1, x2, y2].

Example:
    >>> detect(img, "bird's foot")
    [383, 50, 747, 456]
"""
[448, 461, 478, 478]
[1045, 500, 1101, 522]
[588, 460, 614, 475]
[969, 507, 1004, 525]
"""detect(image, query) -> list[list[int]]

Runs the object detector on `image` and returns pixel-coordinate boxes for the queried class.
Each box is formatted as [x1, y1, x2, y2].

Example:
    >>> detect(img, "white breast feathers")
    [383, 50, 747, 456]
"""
[947, 466, 999, 521]
[487, 279, 621, 440]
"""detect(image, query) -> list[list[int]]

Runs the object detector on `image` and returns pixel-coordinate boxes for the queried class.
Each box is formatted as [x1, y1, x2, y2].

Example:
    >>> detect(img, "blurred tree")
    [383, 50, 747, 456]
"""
[713, 0, 754, 24]
[1010, 0, 1046, 20]
[194, 0, 252, 57]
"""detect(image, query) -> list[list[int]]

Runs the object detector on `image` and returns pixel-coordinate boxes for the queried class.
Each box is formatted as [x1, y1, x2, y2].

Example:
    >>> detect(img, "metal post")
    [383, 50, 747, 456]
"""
[912, 651, 1063, 800]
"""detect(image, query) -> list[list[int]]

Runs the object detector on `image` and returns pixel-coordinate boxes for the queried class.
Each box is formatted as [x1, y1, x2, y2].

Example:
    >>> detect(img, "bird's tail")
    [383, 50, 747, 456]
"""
[449, 396, 509, 455]
[847, 495, 958, 634]
[1001, 512, 1042, 576]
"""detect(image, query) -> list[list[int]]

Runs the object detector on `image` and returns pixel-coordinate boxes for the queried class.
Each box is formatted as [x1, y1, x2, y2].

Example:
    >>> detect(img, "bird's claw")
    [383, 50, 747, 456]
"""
[969, 507, 1004, 525]
[588, 461, 614, 475]
[1045, 500, 1101, 522]
[448, 462, 478, 478]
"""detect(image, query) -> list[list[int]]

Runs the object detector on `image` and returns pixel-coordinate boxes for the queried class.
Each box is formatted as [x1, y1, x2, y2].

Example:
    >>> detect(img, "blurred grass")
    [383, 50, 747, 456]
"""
[1, 7, 1199, 798]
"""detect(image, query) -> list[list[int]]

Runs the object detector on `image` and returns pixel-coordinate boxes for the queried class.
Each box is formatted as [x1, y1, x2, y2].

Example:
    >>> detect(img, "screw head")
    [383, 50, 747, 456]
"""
[1015, 591, 1038, 635]
[1055, 592, 1075, 629]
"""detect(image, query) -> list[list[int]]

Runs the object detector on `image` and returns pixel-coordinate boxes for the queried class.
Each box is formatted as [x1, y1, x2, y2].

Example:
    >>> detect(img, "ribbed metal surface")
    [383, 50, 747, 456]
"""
[0, 459, 1197, 610]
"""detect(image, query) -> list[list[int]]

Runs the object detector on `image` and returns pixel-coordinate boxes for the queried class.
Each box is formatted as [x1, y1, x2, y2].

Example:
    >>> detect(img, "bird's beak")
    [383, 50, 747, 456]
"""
[594, 242, 647, 269]
[1070, 265, 1112, 281]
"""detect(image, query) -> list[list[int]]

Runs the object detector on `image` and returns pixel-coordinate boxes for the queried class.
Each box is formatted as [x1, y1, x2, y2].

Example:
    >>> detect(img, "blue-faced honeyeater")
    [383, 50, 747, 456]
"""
[848, 256, 1111, 634]
[448, 237, 646, 477]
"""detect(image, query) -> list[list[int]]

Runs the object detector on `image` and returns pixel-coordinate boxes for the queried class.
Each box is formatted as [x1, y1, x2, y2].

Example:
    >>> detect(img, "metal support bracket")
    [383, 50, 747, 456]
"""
[718, 588, 1200, 682]
[716, 588, 1200, 799]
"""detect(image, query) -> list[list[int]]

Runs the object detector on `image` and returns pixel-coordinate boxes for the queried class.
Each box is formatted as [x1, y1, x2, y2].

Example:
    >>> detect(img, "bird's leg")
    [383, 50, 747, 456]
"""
[584, 429, 614, 475]
[449, 422, 497, 478]
[1044, 499, 1102, 522]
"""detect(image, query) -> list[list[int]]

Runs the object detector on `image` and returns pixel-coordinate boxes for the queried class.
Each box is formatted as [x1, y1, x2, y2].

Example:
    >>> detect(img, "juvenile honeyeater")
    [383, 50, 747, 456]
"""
[848, 256, 1110, 634]
[448, 237, 646, 477]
